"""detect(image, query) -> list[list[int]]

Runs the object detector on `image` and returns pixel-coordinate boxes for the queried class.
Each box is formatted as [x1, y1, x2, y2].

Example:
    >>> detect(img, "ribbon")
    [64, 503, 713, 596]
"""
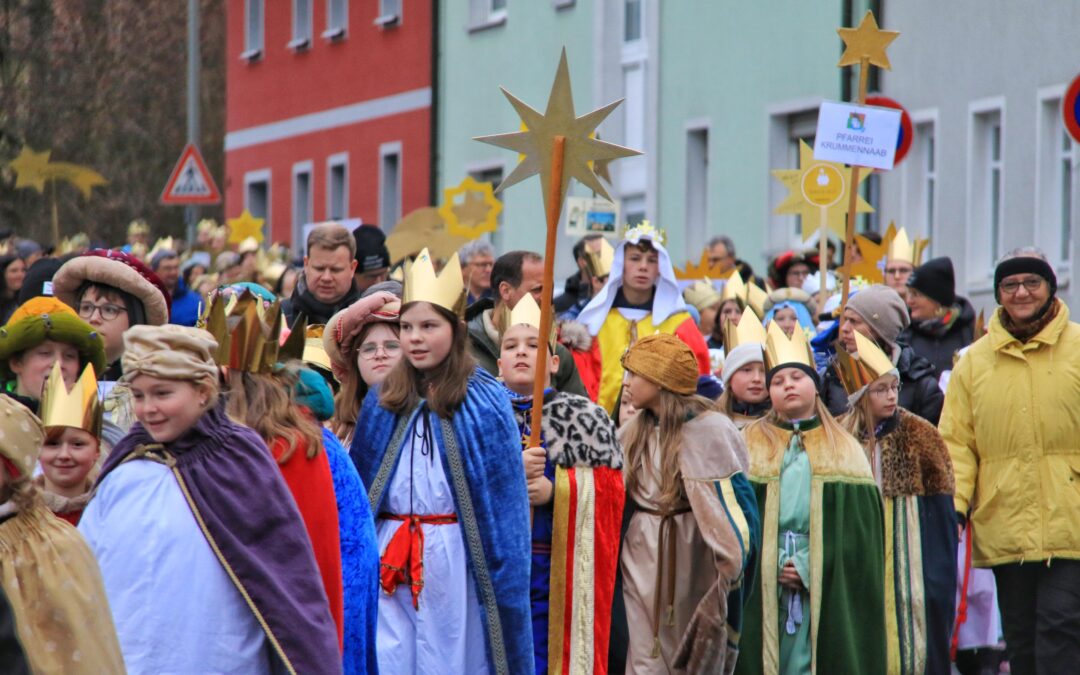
[378, 512, 458, 609]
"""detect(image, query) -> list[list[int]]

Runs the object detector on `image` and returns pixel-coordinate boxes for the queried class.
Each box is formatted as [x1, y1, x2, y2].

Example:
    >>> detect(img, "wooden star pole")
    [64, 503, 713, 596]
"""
[476, 48, 639, 446]
[837, 10, 899, 310]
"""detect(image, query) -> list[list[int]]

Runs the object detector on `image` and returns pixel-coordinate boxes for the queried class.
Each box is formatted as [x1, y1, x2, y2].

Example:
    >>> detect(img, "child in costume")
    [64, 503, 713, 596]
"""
[619, 333, 759, 674]
[35, 363, 102, 525]
[736, 322, 886, 675]
[837, 332, 957, 675]
[0, 394, 125, 674]
[717, 307, 771, 430]
[576, 223, 710, 413]
[762, 288, 817, 339]
[351, 248, 533, 674]
[497, 294, 625, 674]
[79, 324, 342, 674]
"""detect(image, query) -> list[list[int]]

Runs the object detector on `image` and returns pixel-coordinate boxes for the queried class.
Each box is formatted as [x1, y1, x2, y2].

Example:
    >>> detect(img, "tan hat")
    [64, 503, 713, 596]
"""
[121, 324, 219, 384]
[0, 395, 44, 478]
[53, 249, 170, 326]
[324, 292, 400, 379]
[621, 333, 698, 396]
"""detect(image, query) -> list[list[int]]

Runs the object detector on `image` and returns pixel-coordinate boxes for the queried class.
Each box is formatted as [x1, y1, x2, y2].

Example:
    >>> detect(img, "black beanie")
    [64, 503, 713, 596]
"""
[993, 256, 1057, 303]
[353, 225, 391, 272]
[907, 257, 956, 307]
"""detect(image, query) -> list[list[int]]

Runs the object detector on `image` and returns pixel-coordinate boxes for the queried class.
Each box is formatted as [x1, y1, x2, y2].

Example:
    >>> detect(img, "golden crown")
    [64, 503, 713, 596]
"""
[128, 218, 150, 236]
[403, 248, 466, 316]
[279, 312, 307, 363]
[506, 293, 555, 348]
[764, 320, 815, 373]
[887, 225, 930, 266]
[584, 237, 615, 278]
[146, 236, 176, 262]
[833, 331, 896, 395]
[724, 306, 769, 353]
[747, 281, 769, 319]
[40, 362, 102, 438]
[201, 289, 283, 373]
[622, 220, 666, 246]
[197, 218, 218, 234]
[303, 325, 332, 373]
[720, 272, 748, 305]
[675, 250, 725, 281]
[683, 278, 723, 312]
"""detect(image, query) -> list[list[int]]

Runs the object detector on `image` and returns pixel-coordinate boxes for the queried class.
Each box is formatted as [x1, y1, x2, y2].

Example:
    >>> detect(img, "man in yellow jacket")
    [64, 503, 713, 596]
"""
[940, 248, 1080, 675]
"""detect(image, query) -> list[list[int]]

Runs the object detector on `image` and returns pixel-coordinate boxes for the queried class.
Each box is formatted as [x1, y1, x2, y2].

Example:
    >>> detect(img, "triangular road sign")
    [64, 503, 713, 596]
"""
[160, 143, 221, 205]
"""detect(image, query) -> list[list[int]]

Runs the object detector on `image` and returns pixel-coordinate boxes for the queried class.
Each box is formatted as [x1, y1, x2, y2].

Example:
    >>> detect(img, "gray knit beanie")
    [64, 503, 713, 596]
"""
[722, 342, 765, 390]
[846, 285, 910, 349]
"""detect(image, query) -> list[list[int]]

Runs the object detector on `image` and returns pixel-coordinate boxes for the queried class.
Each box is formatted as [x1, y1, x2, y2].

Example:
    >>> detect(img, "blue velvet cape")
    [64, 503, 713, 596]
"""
[351, 368, 534, 675]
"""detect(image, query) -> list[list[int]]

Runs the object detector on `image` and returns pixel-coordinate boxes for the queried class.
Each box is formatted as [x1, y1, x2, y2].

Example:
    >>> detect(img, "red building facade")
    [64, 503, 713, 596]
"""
[225, 0, 432, 249]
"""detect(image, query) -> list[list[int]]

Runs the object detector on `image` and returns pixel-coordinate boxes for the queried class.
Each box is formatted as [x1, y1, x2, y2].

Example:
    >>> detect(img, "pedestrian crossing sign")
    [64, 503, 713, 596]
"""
[160, 143, 221, 205]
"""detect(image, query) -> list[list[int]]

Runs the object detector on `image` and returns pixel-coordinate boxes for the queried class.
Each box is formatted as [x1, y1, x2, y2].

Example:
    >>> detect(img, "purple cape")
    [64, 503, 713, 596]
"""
[98, 404, 342, 675]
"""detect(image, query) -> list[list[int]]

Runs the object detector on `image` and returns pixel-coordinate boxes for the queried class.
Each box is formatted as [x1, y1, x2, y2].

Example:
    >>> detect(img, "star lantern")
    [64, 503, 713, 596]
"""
[438, 176, 503, 240]
[227, 209, 265, 246]
[772, 140, 873, 241]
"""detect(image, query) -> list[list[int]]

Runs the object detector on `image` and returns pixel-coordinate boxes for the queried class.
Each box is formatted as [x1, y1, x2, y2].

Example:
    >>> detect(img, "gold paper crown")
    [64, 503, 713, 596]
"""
[724, 306, 768, 353]
[764, 320, 815, 373]
[40, 362, 102, 438]
[303, 325, 332, 373]
[584, 237, 615, 278]
[58, 233, 90, 256]
[675, 250, 725, 281]
[201, 290, 282, 373]
[505, 293, 556, 348]
[833, 331, 896, 395]
[197, 218, 218, 234]
[403, 248, 466, 315]
[128, 218, 150, 236]
[747, 282, 769, 319]
[721, 273, 748, 305]
[237, 236, 261, 255]
[887, 225, 930, 266]
[147, 236, 176, 262]
[622, 220, 667, 246]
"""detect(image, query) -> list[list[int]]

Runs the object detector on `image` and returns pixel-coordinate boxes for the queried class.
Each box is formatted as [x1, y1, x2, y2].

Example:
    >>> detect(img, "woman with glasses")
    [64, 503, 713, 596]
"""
[900, 257, 977, 377]
[837, 331, 957, 675]
[325, 283, 402, 446]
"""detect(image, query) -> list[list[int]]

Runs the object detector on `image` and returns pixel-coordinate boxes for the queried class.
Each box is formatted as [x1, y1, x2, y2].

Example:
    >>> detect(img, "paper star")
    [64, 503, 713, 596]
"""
[838, 10, 899, 70]
[7, 146, 52, 192]
[851, 222, 896, 283]
[227, 209, 265, 246]
[45, 162, 108, 199]
[474, 48, 640, 217]
[439, 176, 503, 239]
[772, 140, 874, 241]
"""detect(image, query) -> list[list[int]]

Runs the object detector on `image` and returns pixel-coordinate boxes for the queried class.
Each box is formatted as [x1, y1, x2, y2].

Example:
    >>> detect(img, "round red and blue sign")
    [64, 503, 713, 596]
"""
[866, 95, 914, 167]
[1063, 73, 1080, 143]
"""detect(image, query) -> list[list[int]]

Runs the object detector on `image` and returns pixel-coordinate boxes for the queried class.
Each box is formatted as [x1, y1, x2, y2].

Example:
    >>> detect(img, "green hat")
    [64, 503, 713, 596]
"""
[0, 297, 107, 383]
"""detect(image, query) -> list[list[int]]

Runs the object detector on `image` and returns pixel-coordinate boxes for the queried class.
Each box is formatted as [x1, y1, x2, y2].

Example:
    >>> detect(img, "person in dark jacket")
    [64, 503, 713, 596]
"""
[283, 223, 362, 325]
[900, 257, 976, 376]
[820, 284, 944, 424]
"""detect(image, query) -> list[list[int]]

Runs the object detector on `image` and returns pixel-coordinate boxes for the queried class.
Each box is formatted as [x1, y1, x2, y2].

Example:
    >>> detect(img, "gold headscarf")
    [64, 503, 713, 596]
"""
[121, 324, 219, 383]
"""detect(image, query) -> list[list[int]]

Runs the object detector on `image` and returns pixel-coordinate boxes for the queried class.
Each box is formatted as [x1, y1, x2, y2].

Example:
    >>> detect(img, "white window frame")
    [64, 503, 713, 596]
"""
[379, 142, 403, 230]
[684, 119, 710, 260]
[966, 97, 1006, 286]
[289, 0, 313, 50]
[327, 153, 349, 221]
[242, 0, 264, 61]
[900, 109, 939, 255]
[623, 0, 644, 46]
[468, 0, 507, 32]
[1035, 84, 1076, 275]
[375, 0, 402, 27]
[323, 0, 348, 41]
[244, 168, 272, 241]
[765, 97, 825, 249]
[292, 161, 314, 253]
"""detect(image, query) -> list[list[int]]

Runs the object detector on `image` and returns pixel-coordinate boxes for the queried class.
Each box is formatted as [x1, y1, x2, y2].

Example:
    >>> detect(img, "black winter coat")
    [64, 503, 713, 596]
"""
[821, 344, 945, 425]
[898, 297, 976, 377]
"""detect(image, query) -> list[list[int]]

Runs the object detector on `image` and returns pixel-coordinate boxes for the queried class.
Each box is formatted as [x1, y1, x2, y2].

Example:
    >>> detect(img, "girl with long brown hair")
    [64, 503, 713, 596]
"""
[619, 332, 758, 674]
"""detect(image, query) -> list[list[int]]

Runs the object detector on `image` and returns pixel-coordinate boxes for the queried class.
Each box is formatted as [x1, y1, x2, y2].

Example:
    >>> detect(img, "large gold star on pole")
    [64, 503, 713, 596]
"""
[474, 48, 640, 217]
[772, 140, 874, 241]
[7, 146, 107, 198]
[227, 209, 265, 246]
[838, 10, 899, 69]
[851, 222, 896, 283]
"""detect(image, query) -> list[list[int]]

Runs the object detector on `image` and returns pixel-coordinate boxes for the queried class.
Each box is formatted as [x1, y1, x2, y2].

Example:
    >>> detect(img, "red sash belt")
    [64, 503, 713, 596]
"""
[378, 512, 458, 609]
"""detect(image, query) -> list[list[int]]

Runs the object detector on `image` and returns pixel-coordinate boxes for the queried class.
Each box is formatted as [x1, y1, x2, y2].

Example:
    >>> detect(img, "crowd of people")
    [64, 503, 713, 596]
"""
[0, 214, 1074, 675]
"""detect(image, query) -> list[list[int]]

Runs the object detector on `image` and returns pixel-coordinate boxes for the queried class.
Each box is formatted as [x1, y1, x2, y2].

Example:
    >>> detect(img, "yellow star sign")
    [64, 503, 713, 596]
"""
[7, 146, 107, 198]
[772, 140, 874, 241]
[475, 48, 640, 218]
[851, 222, 896, 283]
[227, 209, 265, 246]
[838, 10, 899, 70]
[439, 176, 503, 240]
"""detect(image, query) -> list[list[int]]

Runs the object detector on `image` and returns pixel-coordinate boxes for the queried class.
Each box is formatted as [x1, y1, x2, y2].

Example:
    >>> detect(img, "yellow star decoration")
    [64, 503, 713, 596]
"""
[675, 250, 728, 281]
[439, 176, 503, 240]
[838, 10, 899, 70]
[475, 48, 640, 218]
[851, 222, 897, 284]
[227, 209, 265, 246]
[772, 140, 874, 241]
[7, 145, 107, 198]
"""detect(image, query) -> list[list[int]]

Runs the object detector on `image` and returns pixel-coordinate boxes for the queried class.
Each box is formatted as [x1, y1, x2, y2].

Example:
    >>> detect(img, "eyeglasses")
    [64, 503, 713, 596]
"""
[868, 382, 901, 396]
[78, 301, 125, 322]
[358, 341, 402, 360]
[998, 277, 1045, 295]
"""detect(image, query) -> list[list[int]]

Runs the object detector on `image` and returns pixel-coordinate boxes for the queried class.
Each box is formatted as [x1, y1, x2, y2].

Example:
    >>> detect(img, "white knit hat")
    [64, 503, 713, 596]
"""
[721, 342, 765, 390]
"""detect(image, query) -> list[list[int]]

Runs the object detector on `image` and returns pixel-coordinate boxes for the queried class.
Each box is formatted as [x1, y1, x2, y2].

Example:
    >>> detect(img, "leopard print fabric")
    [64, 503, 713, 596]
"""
[514, 391, 623, 470]
[878, 409, 956, 499]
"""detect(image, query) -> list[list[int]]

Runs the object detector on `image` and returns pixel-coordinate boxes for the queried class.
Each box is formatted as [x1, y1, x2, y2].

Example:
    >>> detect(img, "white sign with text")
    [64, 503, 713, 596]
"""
[813, 100, 902, 171]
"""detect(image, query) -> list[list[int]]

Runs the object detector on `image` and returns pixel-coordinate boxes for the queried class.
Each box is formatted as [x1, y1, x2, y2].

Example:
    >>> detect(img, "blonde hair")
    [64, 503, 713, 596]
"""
[307, 222, 356, 258]
[622, 390, 714, 509]
[225, 365, 323, 464]
[840, 393, 879, 460]
[744, 396, 852, 464]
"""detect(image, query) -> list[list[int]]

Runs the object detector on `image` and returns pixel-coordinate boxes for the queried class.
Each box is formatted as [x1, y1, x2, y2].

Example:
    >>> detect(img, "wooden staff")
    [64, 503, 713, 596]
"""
[817, 206, 830, 309]
[839, 56, 871, 312]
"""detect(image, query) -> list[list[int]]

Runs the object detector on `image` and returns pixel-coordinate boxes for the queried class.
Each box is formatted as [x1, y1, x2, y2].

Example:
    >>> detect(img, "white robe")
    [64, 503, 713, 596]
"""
[375, 413, 489, 674]
[79, 459, 272, 675]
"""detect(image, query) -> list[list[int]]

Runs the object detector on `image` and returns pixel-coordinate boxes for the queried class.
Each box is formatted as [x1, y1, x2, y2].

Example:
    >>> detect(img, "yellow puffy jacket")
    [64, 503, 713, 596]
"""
[940, 301, 1080, 566]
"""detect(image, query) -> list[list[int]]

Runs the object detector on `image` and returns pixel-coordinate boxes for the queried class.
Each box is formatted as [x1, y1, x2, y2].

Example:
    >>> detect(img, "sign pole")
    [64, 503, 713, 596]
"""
[185, 0, 201, 245]
[839, 57, 869, 311]
[818, 206, 830, 309]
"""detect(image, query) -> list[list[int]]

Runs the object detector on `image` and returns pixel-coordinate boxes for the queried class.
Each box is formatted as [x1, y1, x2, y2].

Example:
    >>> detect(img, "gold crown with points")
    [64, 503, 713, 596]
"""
[403, 248, 466, 316]
[724, 306, 769, 352]
[764, 320, 815, 374]
[584, 237, 615, 278]
[833, 331, 897, 395]
[201, 289, 282, 373]
[128, 218, 150, 236]
[40, 362, 102, 438]
[506, 293, 556, 348]
[747, 281, 769, 319]
[675, 250, 725, 281]
[279, 313, 308, 363]
[720, 272, 748, 306]
[622, 220, 667, 246]
[887, 224, 930, 266]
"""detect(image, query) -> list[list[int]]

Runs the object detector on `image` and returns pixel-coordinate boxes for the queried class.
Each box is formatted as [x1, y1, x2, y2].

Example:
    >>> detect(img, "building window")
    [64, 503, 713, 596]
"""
[242, 0, 264, 59]
[290, 0, 312, 49]
[324, 0, 348, 40]
[786, 110, 817, 238]
[328, 154, 349, 221]
[623, 194, 646, 227]
[988, 122, 1003, 264]
[469, 0, 507, 31]
[245, 170, 271, 241]
[624, 0, 642, 43]
[1037, 95, 1075, 265]
[376, 0, 401, 27]
[468, 165, 505, 249]
[860, 173, 881, 234]
[685, 126, 709, 259]
[1058, 126, 1075, 262]
[920, 125, 937, 245]
[971, 107, 1004, 271]
[380, 144, 402, 229]
[292, 162, 313, 250]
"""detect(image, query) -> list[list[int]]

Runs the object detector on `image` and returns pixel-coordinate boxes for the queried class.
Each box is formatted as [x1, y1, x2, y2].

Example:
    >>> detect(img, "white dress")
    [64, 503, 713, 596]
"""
[80, 459, 272, 675]
[375, 412, 489, 674]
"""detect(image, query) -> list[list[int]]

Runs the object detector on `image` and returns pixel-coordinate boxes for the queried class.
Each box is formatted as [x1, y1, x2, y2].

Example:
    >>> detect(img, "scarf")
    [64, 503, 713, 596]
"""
[733, 399, 771, 418]
[290, 274, 361, 325]
[912, 306, 961, 338]
[999, 297, 1061, 343]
